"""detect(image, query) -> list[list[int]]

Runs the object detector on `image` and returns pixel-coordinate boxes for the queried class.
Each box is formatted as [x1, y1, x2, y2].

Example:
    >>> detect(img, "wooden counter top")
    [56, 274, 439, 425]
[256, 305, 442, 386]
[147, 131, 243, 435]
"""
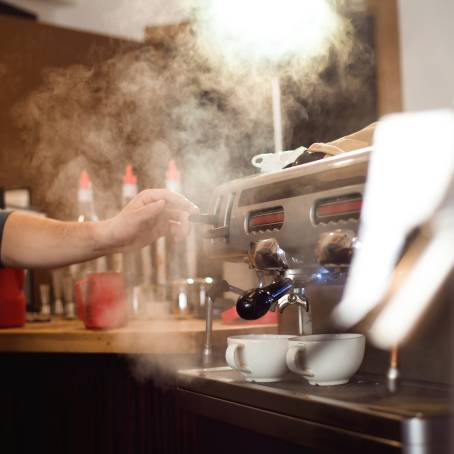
[0, 319, 277, 354]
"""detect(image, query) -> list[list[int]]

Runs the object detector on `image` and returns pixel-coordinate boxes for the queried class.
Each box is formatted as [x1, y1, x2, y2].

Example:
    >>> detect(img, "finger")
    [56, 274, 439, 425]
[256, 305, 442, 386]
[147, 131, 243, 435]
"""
[153, 209, 190, 242]
[153, 209, 189, 227]
[170, 221, 190, 242]
[164, 208, 190, 223]
[153, 211, 176, 237]
[150, 208, 191, 241]
[137, 199, 166, 223]
[164, 209, 190, 241]
[147, 221, 167, 242]
[138, 189, 199, 214]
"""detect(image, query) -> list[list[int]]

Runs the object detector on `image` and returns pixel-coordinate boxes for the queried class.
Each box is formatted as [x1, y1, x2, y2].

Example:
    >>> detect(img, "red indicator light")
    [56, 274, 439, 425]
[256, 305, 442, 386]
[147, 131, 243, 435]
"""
[316, 199, 362, 217]
[249, 212, 284, 227]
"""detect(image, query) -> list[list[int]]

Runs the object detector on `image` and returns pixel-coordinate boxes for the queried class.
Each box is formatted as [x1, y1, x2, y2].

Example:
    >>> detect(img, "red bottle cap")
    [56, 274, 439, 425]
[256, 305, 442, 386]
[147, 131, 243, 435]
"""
[123, 164, 137, 185]
[79, 170, 91, 189]
[165, 160, 180, 182]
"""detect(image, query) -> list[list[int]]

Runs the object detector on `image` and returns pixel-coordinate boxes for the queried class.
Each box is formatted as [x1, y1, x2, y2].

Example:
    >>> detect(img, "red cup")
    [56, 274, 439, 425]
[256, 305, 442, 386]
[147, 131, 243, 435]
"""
[0, 268, 26, 328]
[83, 272, 127, 330]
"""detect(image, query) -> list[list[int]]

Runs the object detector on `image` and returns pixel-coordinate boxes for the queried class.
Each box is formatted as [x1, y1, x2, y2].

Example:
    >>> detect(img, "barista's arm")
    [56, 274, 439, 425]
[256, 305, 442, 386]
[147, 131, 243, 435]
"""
[0, 189, 199, 269]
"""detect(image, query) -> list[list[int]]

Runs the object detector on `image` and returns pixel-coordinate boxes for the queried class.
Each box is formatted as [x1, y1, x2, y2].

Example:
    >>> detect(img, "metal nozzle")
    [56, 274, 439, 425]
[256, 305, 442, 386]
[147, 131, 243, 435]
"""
[277, 292, 309, 313]
[203, 280, 246, 367]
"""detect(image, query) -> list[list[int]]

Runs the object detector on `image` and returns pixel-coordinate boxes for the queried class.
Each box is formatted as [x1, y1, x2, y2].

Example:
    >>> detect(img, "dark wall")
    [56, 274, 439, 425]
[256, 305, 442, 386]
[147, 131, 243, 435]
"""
[286, 14, 377, 150]
[0, 15, 137, 219]
[0, 2, 36, 20]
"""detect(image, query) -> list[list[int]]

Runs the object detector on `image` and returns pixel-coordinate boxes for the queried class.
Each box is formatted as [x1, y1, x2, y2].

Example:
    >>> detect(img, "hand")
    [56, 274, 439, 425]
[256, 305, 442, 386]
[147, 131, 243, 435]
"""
[95, 189, 199, 254]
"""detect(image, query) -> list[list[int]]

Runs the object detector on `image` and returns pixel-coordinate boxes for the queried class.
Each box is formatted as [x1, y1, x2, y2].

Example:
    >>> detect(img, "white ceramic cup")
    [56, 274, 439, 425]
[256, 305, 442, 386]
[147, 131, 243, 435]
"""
[286, 334, 365, 386]
[226, 334, 293, 382]
[251, 147, 306, 173]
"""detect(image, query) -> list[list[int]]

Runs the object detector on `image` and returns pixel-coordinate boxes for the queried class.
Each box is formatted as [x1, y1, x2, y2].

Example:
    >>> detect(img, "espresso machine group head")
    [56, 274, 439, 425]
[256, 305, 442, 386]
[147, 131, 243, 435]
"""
[195, 147, 370, 363]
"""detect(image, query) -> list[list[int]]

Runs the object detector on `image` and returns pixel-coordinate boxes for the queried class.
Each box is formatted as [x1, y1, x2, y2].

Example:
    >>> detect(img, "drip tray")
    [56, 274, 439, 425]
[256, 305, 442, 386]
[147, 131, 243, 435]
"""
[177, 367, 452, 453]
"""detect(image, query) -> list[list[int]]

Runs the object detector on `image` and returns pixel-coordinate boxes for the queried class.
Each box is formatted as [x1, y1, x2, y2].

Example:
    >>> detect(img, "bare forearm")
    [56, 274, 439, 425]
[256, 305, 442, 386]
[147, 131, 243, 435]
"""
[1, 212, 107, 269]
[0, 189, 198, 269]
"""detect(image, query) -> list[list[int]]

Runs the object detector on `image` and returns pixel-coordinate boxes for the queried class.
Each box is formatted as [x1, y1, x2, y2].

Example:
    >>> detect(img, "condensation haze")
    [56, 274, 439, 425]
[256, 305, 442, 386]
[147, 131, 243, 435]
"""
[12, 1, 375, 218]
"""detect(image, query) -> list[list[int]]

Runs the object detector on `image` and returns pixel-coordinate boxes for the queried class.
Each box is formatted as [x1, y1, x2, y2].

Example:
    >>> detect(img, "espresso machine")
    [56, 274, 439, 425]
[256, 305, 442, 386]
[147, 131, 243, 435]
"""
[179, 140, 452, 453]
[197, 146, 369, 362]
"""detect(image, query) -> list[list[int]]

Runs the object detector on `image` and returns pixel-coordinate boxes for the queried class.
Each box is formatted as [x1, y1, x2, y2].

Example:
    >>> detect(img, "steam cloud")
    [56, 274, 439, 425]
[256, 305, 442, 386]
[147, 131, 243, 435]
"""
[13, 0, 374, 219]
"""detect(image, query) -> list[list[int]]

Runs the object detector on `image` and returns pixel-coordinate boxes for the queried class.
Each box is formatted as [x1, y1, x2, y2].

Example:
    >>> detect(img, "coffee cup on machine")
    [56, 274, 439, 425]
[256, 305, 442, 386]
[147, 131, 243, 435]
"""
[286, 333, 365, 386]
[251, 147, 306, 173]
[226, 334, 293, 382]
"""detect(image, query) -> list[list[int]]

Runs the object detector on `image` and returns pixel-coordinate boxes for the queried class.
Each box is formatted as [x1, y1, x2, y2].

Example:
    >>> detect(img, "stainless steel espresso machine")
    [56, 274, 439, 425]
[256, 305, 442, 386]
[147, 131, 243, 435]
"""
[198, 147, 368, 361]
[178, 146, 452, 454]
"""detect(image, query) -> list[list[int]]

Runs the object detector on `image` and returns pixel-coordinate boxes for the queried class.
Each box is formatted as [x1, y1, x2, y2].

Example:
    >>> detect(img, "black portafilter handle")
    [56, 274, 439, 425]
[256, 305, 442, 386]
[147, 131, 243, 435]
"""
[236, 278, 294, 320]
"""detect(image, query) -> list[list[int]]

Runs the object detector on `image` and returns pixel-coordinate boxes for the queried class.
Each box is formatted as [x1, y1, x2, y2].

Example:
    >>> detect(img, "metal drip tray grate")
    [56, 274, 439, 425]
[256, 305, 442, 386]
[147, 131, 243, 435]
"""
[177, 367, 452, 453]
[179, 367, 449, 416]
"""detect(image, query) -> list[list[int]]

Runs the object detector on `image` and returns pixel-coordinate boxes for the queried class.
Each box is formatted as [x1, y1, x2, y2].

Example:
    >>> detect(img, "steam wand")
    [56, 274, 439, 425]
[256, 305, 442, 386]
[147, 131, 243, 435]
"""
[202, 280, 245, 367]
[387, 345, 400, 393]
[271, 290, 309, 336]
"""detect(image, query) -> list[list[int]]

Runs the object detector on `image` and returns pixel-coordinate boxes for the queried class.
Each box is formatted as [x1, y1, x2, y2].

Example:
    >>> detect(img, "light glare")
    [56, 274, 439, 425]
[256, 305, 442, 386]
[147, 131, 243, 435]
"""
[197, 0, 338, 63]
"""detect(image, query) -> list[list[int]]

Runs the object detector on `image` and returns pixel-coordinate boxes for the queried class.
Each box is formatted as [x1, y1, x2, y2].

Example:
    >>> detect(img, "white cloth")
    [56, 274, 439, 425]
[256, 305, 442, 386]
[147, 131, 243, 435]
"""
[308, 122, 377, 155]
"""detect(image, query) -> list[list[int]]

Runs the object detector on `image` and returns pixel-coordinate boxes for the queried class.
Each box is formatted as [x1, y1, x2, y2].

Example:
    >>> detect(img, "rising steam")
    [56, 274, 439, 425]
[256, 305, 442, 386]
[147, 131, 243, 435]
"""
[13, 1, 373, 219]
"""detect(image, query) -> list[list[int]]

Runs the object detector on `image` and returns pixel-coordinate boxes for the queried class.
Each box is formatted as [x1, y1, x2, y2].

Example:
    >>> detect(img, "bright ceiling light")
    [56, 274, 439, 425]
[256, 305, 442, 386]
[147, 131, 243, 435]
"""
[195, 0, 339, 64]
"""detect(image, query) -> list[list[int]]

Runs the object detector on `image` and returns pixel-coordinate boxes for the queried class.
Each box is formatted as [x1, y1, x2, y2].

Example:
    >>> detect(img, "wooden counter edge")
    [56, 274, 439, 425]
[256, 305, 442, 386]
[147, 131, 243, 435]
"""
[0, 321, 277, 354]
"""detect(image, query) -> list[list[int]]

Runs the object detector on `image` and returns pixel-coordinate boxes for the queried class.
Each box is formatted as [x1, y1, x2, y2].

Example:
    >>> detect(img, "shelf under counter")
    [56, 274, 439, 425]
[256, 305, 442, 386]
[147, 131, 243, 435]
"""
[0, 319, 277, 354]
